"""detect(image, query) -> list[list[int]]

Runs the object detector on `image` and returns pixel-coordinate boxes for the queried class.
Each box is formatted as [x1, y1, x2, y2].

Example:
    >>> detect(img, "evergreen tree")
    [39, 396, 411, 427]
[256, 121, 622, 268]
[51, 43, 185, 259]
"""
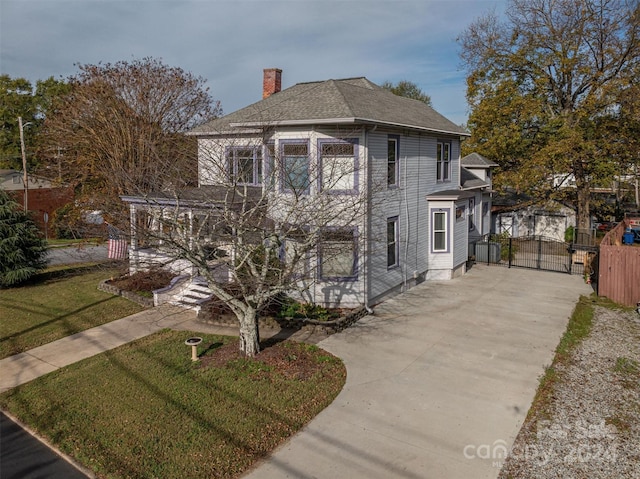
[0, 191, 48, 287]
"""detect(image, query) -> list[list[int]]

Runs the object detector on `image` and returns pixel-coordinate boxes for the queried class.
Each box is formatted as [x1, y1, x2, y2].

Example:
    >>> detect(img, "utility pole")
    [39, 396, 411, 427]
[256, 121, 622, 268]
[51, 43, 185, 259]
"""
[18, 116, 29, 212]
[635, 162, 639, 209]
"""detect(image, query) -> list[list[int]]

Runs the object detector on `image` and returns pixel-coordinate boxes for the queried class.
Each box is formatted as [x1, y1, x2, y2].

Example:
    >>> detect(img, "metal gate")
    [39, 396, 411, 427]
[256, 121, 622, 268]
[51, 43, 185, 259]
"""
[474, 234, 598, 276]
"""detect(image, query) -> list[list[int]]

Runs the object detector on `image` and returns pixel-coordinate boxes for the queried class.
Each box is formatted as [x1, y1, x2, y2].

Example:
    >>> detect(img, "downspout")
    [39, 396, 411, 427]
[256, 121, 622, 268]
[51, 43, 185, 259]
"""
[415, 133, 422, 277]
[364, 124, 376, 314]
[403, 149, 410, 291]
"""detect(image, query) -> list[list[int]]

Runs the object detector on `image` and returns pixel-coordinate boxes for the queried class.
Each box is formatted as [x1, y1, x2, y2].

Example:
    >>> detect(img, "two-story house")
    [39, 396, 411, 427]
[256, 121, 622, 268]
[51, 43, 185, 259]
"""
[123, 69, 493, 309]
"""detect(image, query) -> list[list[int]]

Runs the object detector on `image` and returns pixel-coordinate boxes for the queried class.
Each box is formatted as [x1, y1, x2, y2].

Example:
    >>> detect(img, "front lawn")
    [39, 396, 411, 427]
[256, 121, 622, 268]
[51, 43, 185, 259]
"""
[0, 330, 346, 478]
[0, 265, 144, 359]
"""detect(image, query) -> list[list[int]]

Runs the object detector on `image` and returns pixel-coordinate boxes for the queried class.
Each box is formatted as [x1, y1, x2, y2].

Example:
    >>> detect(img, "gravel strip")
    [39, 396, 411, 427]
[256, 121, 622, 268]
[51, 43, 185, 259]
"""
[499, 306, 640, 478]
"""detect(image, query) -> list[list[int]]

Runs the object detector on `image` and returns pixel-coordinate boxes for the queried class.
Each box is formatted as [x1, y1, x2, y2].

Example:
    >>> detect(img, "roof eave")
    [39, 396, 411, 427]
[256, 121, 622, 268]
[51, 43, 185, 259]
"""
[460, 183, 490, 191]
[120, 195, 224, 208]
[219, 117, 469, 137]
[426, 189, 476, 201]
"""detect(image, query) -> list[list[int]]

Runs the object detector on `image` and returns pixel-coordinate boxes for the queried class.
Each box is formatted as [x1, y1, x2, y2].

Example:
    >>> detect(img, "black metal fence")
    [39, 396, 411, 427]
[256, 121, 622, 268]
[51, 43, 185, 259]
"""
[471, 233, 598, 277]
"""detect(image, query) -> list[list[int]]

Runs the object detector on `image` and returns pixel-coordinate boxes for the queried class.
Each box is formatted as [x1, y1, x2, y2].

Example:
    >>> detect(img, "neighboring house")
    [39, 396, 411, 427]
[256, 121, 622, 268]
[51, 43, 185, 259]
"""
[0, 169, 73, 237]
[492, 191, 576, 242]
[0, 169, 55, 191]
[123, 69, 496, 308]
[460, 153, 497, 247]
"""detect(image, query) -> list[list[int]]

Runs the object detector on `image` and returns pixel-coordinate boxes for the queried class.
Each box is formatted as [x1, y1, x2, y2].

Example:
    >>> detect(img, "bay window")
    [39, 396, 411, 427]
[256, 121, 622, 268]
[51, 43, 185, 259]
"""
[432, 210, 449, 252]
[227, 147, 262, 185]
[319, 228, 357, 280]
[281, 141, 310, 194]
[319, 139, 358, 193]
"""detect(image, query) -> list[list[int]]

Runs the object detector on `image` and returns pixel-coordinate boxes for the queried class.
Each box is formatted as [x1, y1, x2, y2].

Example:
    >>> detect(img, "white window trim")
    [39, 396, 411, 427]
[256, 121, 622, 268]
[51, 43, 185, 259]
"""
[387, 216, 399, 269]
[432, 209, 450, 253]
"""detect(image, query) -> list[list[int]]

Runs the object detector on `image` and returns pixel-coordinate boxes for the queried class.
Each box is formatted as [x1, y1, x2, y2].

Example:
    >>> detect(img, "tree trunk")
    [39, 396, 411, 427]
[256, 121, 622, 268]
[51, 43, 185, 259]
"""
[576, 183, 591, 231]
[238, 307, 260, 357]
[574, 159, 591, 231]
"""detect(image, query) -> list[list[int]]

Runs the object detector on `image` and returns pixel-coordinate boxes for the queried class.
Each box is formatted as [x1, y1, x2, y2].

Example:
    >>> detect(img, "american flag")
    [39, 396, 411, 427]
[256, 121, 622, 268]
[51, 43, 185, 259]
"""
[107, 223, 128, 260]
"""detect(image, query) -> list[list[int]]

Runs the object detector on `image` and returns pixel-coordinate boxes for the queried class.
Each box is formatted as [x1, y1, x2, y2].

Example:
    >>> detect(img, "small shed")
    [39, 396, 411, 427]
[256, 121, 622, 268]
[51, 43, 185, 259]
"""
[492, 192, 576, 242]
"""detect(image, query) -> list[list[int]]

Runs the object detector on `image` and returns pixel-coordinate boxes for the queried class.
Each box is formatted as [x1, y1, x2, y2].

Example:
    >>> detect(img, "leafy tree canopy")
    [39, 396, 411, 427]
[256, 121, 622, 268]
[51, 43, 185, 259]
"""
[0, 75, 70, 170]
[459, 0, 640, 227]
[381, 80, 432, 106]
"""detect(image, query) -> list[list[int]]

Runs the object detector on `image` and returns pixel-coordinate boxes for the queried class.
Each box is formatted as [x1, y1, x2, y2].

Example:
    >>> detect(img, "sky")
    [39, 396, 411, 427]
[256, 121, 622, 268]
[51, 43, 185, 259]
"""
[1, 0, 506, 126]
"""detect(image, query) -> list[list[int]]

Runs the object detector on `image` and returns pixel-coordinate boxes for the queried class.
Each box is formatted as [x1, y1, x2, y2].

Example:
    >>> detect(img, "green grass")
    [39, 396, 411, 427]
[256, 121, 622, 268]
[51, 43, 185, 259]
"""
[528, 294, 595, 421]
[46, 238, 103, 247]
[613, 356, 640, 389]
[0, 330, 346, 479]
[0, 265, 143, 359]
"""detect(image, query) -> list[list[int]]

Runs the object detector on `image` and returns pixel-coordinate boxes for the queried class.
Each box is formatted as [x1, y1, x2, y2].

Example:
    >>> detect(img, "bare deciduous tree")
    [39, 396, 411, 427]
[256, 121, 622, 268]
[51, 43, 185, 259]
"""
[40, 57, 222, 223]
[122, 127, 373, 357]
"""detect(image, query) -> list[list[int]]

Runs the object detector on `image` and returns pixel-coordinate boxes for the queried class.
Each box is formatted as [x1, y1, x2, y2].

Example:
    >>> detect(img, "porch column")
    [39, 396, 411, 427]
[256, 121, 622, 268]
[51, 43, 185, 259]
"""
[129, 204, 138, 250]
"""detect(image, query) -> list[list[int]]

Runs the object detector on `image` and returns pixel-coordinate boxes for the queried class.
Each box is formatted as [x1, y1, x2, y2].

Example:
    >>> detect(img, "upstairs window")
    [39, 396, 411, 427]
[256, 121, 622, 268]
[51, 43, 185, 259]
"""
[227, 147, 262, 185]
[387, 136, 399, 187]
[264, 143, 276, 189]
[436, 141, 451, 182]
[319, 139, 358, 193]
[281, 141, 310, 194]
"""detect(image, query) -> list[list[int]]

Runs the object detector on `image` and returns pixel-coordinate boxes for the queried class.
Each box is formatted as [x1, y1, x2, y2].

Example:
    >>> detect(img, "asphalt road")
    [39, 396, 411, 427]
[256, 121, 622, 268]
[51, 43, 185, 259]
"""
[47, 244, 109, 265]
[2, 244, 109, 479]
[0, 412, 89, 479]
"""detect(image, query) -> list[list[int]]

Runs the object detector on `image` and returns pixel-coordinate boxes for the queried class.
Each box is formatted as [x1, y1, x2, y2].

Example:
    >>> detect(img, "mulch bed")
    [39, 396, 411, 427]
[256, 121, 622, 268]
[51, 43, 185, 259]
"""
[198, 339, 331, 381]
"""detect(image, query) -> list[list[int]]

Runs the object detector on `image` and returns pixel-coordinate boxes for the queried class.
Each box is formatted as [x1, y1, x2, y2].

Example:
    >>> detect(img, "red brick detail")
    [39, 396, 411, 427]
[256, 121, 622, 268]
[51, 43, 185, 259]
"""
[7, 186, 74, 238]
[263, 68, 282, 99]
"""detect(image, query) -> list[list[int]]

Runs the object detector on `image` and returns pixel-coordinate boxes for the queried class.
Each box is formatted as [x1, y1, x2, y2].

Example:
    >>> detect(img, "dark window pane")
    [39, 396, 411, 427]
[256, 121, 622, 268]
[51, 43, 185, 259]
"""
[387, 139, 397, 185]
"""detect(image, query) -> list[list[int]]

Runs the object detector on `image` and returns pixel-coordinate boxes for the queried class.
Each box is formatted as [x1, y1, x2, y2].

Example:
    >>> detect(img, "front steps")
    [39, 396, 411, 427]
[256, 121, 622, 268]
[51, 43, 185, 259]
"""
[154, 276, 214, 313]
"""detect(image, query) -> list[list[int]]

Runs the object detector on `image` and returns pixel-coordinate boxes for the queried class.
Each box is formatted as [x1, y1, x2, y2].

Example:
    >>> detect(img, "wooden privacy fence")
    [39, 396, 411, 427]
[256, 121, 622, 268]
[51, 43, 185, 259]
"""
[598, 221, 640, 307]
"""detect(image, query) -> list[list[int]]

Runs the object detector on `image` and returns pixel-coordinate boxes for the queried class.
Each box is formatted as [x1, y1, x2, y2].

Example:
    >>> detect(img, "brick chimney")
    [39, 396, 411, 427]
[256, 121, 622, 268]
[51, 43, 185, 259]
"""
[263, 68, 282, 99]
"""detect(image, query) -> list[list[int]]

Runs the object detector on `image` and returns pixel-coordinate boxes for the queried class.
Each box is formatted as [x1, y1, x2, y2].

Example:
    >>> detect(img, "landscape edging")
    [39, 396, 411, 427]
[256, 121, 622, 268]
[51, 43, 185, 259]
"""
[98, 280, 154, 308]
[197, 305, 370, 335]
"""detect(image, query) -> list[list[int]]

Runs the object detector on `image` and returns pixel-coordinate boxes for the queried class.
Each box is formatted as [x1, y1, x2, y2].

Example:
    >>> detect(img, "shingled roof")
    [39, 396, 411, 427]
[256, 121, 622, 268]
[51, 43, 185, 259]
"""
[190, 77, 469, 137]
[461, 152, 498, 168]
[460, 167, 490, 190]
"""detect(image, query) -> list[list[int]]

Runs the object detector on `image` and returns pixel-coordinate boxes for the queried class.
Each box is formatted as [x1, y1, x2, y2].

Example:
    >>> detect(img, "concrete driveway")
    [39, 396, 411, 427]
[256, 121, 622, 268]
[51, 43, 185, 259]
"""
[244, 265, 592, 479]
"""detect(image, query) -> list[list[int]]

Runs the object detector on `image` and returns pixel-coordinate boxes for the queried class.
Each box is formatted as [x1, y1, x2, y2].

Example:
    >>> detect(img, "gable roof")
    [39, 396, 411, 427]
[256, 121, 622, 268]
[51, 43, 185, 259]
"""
[461, 152, 498, 168]
[460, 167, 490, 190]
[190, 77, 469, 137]
[492, 189, 576, 213]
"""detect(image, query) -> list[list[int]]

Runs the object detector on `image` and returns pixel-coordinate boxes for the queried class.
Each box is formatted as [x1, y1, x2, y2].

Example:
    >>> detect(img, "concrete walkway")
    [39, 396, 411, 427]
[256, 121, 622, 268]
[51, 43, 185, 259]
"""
[1, 265, 591, 478]
[243, 265, 591, 479]
[0, 305, 323, 393]
[1, 305, 197, 393]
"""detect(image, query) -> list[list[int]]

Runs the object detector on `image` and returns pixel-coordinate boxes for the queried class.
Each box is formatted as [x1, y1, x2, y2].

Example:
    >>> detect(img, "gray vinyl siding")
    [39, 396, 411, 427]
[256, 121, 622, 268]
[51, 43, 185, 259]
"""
[453, 200, 469, 268]
[367, 130, 461, 303]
